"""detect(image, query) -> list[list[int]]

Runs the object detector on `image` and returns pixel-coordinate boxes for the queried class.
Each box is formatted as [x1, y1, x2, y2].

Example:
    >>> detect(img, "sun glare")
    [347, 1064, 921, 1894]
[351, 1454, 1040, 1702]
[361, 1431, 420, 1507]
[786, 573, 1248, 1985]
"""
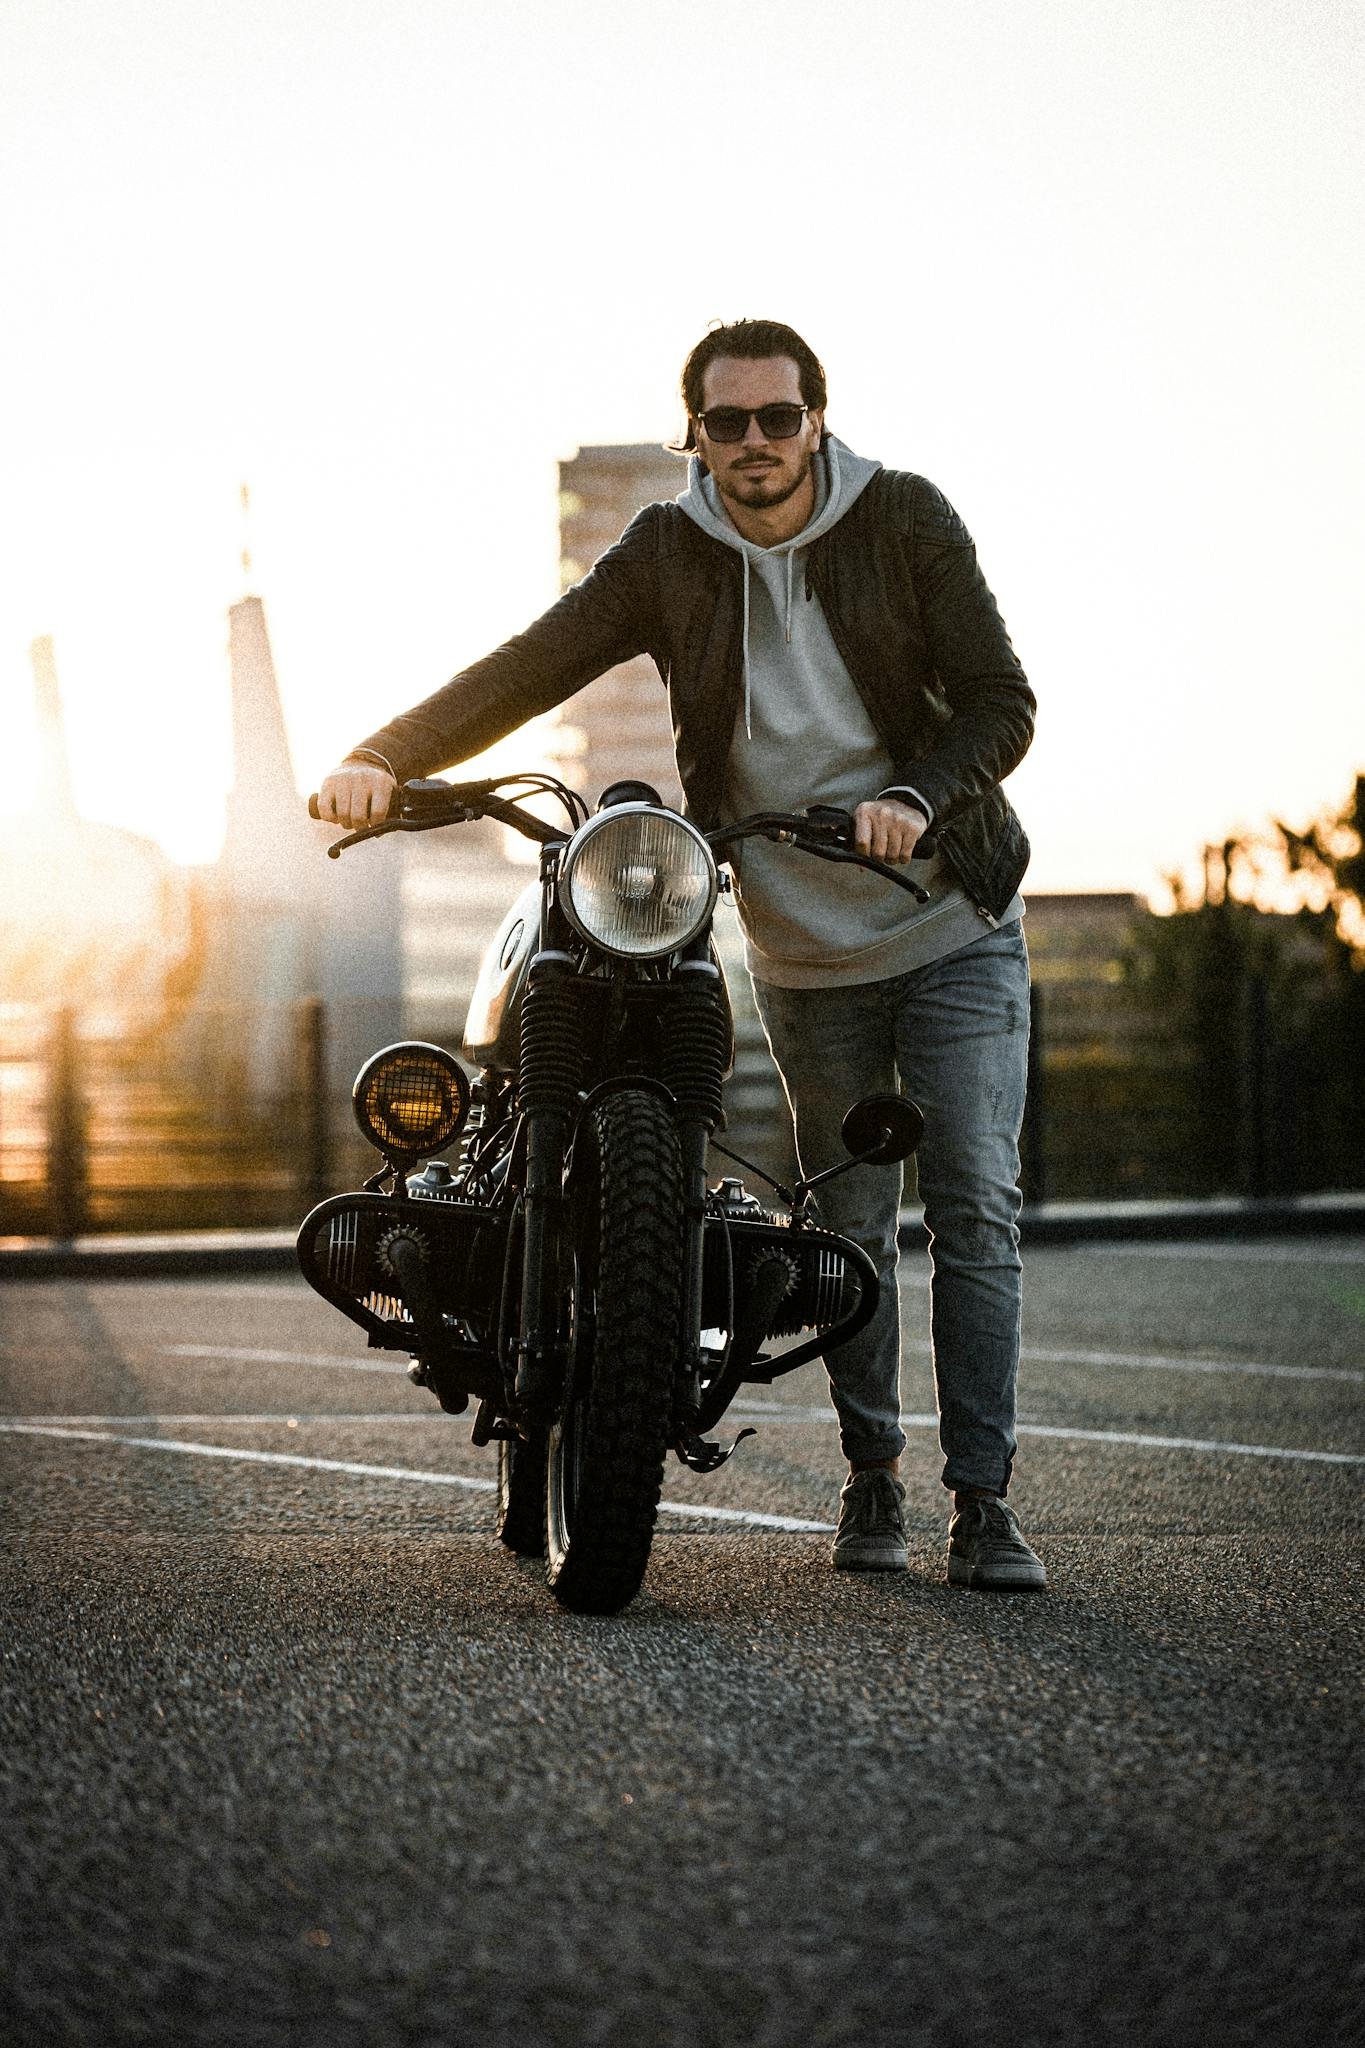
[1, 1, 1360, 903]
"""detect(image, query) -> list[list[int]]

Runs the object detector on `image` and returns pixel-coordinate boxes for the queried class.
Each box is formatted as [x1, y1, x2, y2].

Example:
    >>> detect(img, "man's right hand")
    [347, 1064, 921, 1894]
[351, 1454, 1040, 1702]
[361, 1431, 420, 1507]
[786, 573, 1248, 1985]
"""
[316, 761, 398, 831]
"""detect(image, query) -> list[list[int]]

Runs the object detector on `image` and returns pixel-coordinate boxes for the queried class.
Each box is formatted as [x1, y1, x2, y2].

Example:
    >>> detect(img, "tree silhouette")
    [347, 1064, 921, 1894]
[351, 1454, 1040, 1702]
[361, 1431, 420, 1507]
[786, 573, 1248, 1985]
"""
[1125, 773, 1364, 1194]
[1276, 773, 1365, 961]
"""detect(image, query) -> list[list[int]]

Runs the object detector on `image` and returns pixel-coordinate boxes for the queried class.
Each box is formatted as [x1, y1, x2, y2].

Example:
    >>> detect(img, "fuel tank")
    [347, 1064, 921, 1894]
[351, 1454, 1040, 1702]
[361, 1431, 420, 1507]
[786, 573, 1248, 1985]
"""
[461, 879, 541, 1071]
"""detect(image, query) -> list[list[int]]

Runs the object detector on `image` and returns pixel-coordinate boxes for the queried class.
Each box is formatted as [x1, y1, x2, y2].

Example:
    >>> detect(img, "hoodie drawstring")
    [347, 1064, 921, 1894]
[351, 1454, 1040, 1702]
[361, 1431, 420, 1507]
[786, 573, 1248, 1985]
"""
[679, 438, 877, 747]
[741, 553, 752, 739]
[743, 545, 795, 737]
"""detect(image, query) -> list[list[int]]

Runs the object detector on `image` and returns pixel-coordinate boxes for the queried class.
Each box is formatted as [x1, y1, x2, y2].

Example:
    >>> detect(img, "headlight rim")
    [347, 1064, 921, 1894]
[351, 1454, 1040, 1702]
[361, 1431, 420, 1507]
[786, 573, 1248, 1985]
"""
[559, 803, 718, 960]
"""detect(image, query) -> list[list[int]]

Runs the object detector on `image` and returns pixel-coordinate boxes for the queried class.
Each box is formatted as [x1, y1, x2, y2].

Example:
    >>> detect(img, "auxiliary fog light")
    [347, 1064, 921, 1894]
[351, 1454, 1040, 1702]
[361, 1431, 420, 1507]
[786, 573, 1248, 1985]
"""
[352, 1042, 470, 1162]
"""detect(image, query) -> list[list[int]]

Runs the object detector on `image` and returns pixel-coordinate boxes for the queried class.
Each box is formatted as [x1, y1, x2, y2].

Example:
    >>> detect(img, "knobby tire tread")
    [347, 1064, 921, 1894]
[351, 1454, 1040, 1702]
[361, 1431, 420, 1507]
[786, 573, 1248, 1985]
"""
[547, 1090, 682, 1614]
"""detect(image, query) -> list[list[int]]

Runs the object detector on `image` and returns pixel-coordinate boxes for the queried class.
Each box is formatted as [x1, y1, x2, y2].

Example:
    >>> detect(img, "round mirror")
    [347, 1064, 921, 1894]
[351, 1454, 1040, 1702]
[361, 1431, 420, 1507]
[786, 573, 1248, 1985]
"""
[840, 1093, 924, 1165]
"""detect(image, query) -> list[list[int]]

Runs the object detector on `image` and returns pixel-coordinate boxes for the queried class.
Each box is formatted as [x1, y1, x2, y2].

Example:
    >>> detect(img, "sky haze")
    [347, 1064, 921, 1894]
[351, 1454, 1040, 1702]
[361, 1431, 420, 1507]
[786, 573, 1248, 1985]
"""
[2, 0, 1360, 893]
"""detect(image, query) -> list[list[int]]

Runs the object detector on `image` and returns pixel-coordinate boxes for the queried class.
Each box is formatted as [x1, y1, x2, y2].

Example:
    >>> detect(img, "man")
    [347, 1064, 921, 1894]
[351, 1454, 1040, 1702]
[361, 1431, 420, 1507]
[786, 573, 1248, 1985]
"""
[319, 318, 1045, 1591]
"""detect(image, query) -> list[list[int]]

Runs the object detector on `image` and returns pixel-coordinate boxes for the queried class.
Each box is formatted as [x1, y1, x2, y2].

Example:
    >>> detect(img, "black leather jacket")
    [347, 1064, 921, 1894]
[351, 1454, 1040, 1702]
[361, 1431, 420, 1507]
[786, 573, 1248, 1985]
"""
[358, 467, 1036, 920]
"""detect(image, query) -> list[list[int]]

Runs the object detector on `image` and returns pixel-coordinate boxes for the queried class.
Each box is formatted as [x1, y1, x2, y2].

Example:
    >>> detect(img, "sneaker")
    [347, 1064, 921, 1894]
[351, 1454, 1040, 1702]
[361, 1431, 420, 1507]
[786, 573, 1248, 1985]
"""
[832, 1470, 909, 1572]
[947, 1497, 1047, 1590]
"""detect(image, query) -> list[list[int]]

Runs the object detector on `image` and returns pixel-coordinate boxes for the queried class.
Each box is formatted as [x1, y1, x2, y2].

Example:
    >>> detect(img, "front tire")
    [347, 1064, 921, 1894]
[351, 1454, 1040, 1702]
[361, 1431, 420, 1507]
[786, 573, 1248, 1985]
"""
[545, 1089, 682, 1614]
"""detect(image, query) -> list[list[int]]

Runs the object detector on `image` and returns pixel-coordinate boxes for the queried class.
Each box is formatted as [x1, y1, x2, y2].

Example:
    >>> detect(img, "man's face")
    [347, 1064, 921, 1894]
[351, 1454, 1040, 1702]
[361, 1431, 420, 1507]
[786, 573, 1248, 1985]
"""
[694, 355, 825, 517]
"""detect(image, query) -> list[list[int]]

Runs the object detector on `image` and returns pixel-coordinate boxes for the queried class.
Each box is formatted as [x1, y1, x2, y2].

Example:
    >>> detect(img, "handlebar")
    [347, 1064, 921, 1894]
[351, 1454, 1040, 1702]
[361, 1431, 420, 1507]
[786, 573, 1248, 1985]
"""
[705, 805, 936, 903]
[308, 777, 937, 897]
[308, 776, 576, 856]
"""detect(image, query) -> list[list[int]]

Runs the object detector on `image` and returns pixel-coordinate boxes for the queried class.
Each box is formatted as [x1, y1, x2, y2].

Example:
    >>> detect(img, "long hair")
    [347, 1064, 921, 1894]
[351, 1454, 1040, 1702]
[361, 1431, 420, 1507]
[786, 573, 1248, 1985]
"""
[667, 319, 828, 455]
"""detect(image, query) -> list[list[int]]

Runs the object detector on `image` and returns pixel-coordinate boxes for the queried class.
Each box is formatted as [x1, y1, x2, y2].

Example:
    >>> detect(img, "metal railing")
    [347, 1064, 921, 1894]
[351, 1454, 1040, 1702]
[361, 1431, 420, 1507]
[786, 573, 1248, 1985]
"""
[0, 989, 795, 1239]
[1, 973, 1356, 1240]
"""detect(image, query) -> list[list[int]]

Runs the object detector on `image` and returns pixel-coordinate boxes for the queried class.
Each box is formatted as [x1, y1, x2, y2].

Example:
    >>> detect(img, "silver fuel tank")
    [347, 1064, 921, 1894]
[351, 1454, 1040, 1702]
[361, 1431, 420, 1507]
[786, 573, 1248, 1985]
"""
[461, 879, 542, 1072]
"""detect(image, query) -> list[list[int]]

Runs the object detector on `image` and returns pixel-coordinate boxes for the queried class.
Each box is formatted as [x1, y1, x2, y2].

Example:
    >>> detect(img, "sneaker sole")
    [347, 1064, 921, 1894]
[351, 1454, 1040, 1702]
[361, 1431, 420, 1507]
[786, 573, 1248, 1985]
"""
[832, 1549, 909, 1572]
[947, 1550, 1047, 1590]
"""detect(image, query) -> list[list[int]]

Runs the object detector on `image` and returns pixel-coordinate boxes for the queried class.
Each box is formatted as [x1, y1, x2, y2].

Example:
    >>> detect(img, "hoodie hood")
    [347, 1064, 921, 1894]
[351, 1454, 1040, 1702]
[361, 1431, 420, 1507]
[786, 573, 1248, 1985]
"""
[676, 433, 882, 735]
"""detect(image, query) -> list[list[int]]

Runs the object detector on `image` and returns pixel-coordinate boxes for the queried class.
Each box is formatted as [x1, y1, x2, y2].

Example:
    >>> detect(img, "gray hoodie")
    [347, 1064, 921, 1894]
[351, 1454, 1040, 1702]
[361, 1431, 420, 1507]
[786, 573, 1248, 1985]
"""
[676, 435, 1019, 988]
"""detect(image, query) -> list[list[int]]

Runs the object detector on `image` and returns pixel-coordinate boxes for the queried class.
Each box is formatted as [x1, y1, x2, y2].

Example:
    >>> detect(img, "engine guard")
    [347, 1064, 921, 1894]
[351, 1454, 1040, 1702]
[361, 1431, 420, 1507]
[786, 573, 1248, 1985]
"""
[296, 1189, 508, 1404]
[692, 1216, 880, 1436]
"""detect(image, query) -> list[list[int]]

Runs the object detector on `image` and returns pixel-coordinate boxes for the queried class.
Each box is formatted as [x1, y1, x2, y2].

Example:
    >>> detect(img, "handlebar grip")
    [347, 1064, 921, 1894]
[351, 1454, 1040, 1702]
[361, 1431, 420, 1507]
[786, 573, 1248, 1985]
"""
[308, 794, 321, 820]
[802, 803, 937, 859]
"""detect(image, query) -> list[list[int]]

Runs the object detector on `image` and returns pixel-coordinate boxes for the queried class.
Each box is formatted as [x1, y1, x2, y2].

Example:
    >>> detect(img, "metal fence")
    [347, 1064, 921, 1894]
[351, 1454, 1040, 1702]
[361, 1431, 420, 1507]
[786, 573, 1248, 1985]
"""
[0, 973, 1356, 1240]
[0, 987, 796, 1239]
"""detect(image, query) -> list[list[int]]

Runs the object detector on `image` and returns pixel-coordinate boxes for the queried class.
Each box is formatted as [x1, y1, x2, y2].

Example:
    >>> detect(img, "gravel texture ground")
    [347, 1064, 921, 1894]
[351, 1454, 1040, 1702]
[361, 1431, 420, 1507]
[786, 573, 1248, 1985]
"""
[1, 1238, 1362, 2046]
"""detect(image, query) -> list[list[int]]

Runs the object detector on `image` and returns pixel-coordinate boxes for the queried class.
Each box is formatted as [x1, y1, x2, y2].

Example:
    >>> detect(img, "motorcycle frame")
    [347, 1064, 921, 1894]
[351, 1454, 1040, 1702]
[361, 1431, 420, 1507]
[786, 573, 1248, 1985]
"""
[507, 839, 741, 1438]
[301, 778, 905, 1452]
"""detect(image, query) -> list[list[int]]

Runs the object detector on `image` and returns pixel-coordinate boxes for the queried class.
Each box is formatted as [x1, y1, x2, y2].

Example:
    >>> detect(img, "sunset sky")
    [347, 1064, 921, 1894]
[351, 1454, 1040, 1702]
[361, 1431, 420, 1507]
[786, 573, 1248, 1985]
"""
[2, 0, 1361, 891]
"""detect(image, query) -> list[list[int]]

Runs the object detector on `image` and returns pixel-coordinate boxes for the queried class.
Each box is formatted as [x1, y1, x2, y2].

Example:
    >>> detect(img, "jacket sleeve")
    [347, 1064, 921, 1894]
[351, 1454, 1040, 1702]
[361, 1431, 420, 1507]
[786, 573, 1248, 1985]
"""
[893, 480, 1035, 827]
[353, 507, 661, 784]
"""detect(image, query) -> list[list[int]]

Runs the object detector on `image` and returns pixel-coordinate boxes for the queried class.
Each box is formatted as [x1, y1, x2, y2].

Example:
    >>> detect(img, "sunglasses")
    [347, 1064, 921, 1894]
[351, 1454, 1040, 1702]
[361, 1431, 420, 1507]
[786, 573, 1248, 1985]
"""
[695, 403, 810, 444]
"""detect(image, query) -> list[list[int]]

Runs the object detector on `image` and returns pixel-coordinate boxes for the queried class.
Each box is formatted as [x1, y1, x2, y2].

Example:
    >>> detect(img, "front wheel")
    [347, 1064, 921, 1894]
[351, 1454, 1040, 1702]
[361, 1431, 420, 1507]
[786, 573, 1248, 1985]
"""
[545, 1089, 683, 1614]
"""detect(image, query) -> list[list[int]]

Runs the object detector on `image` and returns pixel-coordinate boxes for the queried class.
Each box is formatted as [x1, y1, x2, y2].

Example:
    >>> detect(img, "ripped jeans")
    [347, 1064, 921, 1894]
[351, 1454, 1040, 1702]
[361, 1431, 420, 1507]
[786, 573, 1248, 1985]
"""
[751, 921, 1030, 1495]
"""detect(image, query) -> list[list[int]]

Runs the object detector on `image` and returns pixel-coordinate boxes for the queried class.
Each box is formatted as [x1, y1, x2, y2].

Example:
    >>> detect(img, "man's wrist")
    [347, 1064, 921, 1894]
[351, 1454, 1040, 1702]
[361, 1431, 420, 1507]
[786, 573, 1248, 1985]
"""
[877, 784, 934, 826]
[342, 747, 397, 779]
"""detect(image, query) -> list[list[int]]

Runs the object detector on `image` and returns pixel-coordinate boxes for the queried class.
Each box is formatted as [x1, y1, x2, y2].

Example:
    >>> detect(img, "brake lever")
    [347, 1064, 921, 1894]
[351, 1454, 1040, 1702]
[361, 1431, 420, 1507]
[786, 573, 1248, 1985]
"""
[321, 816, 404, 857]
[706, 811, 933, 900]
[317, 808, 480, 858]
[791, 836, 930, 903]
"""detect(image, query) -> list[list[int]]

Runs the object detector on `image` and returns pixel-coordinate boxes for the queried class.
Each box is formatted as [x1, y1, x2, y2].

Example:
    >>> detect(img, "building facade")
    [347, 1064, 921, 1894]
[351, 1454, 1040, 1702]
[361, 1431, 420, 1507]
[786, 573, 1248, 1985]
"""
[556, 443, 685, 811]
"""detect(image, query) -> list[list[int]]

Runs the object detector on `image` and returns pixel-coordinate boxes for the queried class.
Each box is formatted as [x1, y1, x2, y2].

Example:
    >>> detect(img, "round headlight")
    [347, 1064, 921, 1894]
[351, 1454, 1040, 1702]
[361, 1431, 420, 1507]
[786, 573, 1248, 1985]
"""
[559, 806, 717, 958]
[352, 1042, 470, 1160]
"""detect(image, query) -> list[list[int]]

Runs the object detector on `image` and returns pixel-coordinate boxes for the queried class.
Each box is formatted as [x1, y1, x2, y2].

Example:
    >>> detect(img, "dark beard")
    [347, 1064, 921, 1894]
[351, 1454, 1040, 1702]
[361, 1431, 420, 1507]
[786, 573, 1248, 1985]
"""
[718, 446, 814, 513]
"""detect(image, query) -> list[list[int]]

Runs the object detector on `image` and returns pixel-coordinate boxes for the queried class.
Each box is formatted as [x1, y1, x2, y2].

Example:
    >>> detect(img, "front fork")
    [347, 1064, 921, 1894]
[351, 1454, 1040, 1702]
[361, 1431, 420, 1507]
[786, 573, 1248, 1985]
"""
[514, 945, 583, 1421]
[512, 939, 731, 1439]
[673, 1122, 709, 1434]
[660, 951, 732, 1449]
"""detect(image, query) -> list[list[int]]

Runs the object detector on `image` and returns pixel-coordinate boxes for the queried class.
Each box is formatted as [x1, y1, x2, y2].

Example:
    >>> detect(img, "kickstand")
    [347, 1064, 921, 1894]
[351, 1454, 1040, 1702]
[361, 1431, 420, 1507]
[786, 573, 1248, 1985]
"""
[674, 1426, 757, 1473]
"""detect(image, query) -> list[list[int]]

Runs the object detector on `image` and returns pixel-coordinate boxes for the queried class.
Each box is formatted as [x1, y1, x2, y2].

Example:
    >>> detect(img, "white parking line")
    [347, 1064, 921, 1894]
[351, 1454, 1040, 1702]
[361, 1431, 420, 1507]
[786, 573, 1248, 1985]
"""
[1014, 1422, 1364, 1464]
[1077, 1240, 1365, 1264]
[1016, 1344, 1363, 1386]
[0, 1424, 836, 1532]
[0, 1425, 497, 1490]
[158, 1340, 1364, 1388]
[140, 1283, 309, 1296]
[0, 1414, 441, 1426]
[4, 1414, 1362, 1484]
[728, 1401, 1365, 1465]
[895, 1338, 1361, 1385]
[163, 1345, 407, 1375]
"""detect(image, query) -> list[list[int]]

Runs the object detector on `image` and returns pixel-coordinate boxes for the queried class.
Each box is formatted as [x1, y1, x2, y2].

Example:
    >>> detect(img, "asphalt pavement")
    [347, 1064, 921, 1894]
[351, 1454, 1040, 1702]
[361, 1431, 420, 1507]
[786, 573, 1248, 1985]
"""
[2, 1235, 1363, 2046]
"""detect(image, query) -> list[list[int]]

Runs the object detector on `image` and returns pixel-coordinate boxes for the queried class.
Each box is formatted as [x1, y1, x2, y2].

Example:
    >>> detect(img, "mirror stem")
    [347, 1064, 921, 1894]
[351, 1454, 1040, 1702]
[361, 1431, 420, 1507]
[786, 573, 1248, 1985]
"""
[791, 1134, 893, 1214]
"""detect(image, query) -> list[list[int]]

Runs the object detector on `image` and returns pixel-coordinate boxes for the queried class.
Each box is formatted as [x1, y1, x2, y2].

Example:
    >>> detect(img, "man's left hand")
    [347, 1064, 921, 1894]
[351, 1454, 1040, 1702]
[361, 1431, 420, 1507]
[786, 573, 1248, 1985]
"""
[853, 798, 928, 865]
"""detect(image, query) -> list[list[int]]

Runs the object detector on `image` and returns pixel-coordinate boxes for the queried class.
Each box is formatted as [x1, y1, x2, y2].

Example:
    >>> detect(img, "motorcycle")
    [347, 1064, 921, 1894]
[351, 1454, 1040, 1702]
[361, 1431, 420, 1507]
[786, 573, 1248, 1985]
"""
[299, 772, 928, 1613]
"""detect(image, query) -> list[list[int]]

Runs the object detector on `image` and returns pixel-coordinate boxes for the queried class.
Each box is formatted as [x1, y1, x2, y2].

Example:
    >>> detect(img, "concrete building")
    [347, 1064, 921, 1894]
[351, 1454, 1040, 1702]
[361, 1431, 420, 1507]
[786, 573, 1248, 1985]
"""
[194, 594, 405, 1101]
[0, 637, 191, 1009]
[391, 444, 692, 1046]
[556, 443, 686, 810]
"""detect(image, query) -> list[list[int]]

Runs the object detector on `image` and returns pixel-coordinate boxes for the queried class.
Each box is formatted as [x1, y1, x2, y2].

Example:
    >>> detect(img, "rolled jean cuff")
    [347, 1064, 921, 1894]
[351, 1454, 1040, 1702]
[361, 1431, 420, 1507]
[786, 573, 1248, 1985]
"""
[941, 1453, 1014, 1498]
[841, 1425, 907, 1466]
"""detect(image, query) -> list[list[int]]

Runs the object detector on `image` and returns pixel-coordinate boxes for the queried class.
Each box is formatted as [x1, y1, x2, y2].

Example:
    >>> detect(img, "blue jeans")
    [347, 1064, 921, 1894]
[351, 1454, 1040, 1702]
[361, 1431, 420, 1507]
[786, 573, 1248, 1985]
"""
[751, 922, 1030, 1494]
